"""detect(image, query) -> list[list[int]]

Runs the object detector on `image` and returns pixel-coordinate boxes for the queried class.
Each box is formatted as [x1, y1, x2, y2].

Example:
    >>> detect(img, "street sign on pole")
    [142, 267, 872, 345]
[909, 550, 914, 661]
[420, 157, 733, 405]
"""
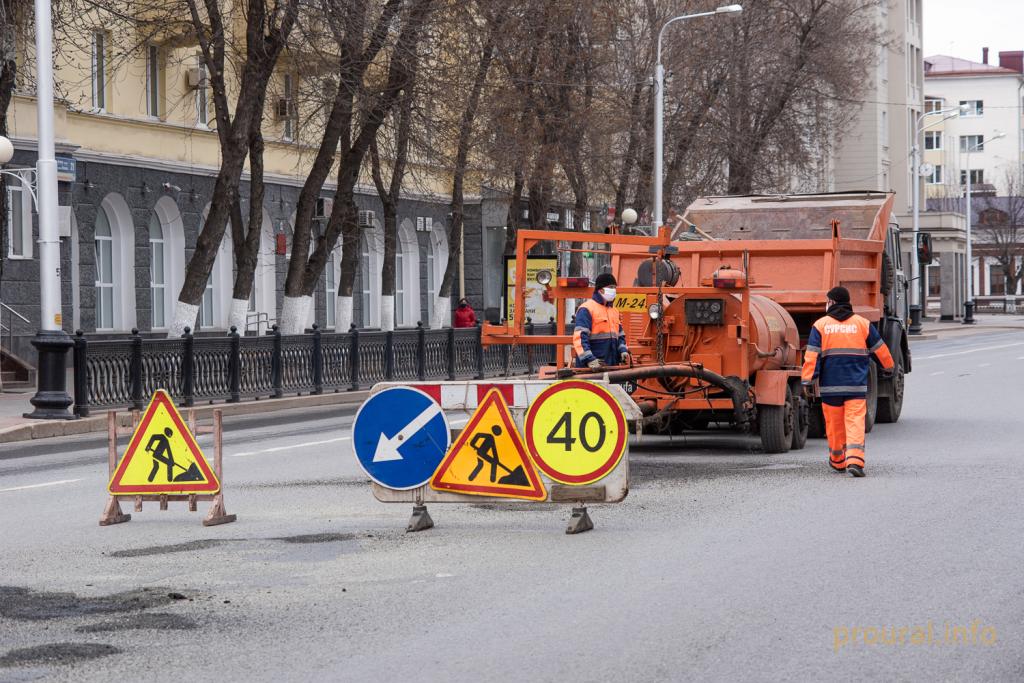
[352, 386, 451, 490]
[524, 381, 627, 485]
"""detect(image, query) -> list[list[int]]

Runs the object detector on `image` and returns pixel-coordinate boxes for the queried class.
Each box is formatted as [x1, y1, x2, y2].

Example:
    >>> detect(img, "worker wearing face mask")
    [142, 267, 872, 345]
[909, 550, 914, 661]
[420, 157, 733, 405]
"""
[573, 273, 629, 369]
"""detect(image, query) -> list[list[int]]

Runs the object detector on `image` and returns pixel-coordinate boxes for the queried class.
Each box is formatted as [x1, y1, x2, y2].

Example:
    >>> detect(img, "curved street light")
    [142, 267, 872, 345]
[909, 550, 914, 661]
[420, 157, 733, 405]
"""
[962, 130, 1006, 324]
[653, 5, 742, 230]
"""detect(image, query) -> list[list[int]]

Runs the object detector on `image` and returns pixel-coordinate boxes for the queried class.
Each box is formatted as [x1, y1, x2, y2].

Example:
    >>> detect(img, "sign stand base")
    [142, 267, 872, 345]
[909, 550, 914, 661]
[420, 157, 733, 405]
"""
[406, 504, 434, 532]
[99, 407, 236, 527]
[566, 506, 594, 534]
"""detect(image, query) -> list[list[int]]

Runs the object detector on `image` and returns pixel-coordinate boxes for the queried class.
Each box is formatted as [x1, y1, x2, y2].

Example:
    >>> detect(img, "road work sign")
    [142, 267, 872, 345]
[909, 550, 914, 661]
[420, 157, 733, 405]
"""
[524, 380, 627, 485]
[108, 390, 220, 495]
[352, 386, 452, 490]
[430, 388, 546, 501]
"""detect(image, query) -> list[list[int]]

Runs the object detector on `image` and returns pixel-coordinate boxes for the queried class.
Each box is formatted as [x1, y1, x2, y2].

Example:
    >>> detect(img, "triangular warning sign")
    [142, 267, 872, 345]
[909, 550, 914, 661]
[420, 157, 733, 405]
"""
[430, 389, 546, 501]
[108, 390, 220, 495]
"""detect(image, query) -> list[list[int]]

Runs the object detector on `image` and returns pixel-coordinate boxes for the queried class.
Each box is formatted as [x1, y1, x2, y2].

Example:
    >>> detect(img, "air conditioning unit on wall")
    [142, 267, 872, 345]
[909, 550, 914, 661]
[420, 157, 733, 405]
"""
[358, 210, 375, 227]
[187, 67, 207, 89]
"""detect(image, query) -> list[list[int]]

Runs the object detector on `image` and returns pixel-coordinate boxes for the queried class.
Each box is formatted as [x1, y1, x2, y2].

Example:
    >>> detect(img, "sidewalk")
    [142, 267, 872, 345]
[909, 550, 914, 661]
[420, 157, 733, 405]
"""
[0, 389, 370, 445]
[912, 312, 1024, 342]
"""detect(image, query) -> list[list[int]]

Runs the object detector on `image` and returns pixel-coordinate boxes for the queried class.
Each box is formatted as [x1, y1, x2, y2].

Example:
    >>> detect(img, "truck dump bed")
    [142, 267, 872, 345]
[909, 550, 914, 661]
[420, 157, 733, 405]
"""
[667, 192, 895, 322]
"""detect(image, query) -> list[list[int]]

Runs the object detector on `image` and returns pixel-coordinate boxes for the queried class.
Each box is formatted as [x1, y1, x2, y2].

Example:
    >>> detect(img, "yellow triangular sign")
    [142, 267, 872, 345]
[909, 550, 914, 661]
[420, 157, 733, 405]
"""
[108, 390, 220, 495]
[430, 389, 546, 501]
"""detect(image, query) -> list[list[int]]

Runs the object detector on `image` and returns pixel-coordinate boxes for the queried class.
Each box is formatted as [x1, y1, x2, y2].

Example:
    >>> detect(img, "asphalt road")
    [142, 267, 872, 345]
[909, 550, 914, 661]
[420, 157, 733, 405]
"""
[1, 330, 1023, 682]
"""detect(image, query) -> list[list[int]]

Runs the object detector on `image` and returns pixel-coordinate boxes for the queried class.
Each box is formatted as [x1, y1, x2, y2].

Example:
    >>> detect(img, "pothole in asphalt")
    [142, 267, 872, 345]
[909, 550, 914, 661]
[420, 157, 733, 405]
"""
[0, 643, 120, 667]
[273, 533, 357, 544]
[75, 612, 198, 632]
[0, 586, 184, 621]
[108, 539, 230, 558]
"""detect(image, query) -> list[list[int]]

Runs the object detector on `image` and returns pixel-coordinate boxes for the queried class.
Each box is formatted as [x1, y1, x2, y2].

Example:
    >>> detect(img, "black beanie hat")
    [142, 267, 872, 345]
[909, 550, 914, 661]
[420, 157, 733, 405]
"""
[827, 286, 851, 304]
[595, 273, 617, 290]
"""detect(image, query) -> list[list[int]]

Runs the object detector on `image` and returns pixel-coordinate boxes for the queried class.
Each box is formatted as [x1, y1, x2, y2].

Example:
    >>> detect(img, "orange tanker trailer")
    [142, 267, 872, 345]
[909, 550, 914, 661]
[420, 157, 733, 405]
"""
[483, 191, 911, 453]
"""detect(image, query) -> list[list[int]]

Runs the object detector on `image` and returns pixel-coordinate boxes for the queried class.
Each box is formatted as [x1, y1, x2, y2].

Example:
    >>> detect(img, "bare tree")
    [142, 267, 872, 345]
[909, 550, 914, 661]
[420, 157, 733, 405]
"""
[977, 170, 1024, 295]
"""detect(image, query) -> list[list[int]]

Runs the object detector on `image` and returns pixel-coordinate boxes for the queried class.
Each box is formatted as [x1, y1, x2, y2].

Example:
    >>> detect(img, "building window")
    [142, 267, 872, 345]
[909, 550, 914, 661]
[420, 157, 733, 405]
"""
[146, 44, 160, 118]
[924, 97, 943, 114]
[282, 74, 294, 141]
[196, 57, 208, 126]
[6, 175, 32, 258]
[960, 169, 984, 185]
[926, 164, 943, 184]
[200, 275, 214, 328]
[960, 134, 984, 152]
[149, 213, 166, 329]
[924, 131, 942, 150]
[881, 110, 889, 147]
[959, 100, 983, 117]
[94, 207, 114, 330]
[990, 265, 1006, 295]
[360, 233, 371, 328]
[325, 252, 338, 329]
[92, 32, 106, 111]
[425, 238, 435, 321]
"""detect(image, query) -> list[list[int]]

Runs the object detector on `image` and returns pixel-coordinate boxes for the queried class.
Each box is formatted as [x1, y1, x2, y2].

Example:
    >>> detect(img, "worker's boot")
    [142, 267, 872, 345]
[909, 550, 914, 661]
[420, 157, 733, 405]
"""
[847, 464, 865, 478]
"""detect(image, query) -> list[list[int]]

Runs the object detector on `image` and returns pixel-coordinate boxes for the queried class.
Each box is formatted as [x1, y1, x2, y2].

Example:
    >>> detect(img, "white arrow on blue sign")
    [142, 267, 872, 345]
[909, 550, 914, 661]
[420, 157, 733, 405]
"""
[352, 386, 451, 490]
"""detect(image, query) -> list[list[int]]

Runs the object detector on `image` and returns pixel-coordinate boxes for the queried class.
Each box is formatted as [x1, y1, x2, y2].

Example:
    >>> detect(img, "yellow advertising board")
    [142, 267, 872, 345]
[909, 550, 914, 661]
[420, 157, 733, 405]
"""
[505, 256, 558, 322]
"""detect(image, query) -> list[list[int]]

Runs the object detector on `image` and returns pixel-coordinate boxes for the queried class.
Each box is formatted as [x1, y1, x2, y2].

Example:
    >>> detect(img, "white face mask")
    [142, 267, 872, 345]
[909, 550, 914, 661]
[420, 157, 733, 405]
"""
[601, 287, 617, 303]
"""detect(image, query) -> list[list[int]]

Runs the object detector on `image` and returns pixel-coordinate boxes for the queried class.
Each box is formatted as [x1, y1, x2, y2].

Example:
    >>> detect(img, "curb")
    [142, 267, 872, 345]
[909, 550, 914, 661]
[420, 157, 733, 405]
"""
[0, 390, 370, 445]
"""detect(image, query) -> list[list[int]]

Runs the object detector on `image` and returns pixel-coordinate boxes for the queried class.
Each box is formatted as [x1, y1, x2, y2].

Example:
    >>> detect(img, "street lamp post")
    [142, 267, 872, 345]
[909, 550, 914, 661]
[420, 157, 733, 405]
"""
[962, 131, 1005, 325]
[653, 4, 741, 231]
[24, 0, 73, 418]
[909, 105, 964, 335]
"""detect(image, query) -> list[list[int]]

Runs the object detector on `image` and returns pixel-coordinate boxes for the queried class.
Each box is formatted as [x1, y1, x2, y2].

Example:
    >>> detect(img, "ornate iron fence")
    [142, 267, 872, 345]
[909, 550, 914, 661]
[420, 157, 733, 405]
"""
[72, 321, 560, 416]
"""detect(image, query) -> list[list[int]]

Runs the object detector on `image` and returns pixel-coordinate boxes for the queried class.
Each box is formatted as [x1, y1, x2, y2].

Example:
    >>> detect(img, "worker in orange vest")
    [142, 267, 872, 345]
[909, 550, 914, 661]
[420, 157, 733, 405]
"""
[573, 273, 629, 369]
[802, 286, 894, 477]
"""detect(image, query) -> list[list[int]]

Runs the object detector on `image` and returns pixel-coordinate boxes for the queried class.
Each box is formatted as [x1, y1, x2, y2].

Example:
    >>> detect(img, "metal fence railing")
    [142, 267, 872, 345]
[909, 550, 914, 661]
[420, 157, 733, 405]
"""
[72, 321, 560, 416]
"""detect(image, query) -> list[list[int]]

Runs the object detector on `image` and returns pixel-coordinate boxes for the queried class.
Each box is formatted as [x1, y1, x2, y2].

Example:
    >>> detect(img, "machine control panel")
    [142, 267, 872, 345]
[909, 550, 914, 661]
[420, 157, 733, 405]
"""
[684, 298, 725, 326]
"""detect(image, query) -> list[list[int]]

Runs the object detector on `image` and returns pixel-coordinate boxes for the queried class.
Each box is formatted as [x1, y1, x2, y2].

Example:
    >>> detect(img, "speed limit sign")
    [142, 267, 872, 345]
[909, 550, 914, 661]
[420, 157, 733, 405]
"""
[524, 381, 627, 485]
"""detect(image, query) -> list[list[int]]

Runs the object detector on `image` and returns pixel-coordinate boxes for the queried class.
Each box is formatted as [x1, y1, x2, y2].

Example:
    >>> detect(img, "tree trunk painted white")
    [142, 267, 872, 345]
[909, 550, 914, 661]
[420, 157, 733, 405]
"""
[227, 298, 249, 334]
[336, 295, 354, 332]
[280, 295, 312, 335]
[380, 295, 395, 332]
[168, 301, 199, 338]
[431, 295, 450, 329]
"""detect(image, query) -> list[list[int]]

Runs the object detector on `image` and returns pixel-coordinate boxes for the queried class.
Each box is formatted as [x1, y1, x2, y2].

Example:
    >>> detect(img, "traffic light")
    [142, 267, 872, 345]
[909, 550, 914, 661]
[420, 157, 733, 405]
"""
[916, 232, 934, 265]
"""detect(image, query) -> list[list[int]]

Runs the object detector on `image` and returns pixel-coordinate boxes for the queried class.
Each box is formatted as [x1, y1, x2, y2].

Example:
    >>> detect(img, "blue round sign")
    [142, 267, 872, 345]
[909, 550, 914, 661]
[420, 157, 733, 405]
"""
[352, 386, 451, 490]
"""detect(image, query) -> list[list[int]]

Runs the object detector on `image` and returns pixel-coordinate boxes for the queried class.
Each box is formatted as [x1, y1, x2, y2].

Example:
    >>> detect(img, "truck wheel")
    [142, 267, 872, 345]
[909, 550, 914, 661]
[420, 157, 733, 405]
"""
[877, 346, 905, 423]
[864, 363, 878, 433]
[807, 400, 826, 439]
[758, 387, 793, 454]
[790, 391, 809, 451]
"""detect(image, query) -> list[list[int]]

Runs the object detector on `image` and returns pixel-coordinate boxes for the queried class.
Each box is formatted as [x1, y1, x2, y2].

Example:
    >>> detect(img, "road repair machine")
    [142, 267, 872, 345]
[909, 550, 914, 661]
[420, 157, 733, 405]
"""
[483, 192, 912, 453]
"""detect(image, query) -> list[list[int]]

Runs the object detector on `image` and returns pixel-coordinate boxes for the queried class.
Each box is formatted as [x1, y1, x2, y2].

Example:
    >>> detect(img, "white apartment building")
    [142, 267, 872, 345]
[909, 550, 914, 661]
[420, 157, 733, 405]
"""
[922, 50, 1024, 198]
[833, 0, 923, 224]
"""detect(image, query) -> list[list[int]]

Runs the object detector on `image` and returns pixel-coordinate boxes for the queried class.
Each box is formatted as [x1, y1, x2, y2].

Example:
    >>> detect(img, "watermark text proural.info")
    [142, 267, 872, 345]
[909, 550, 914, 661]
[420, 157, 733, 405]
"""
[833, 621, 996, 653]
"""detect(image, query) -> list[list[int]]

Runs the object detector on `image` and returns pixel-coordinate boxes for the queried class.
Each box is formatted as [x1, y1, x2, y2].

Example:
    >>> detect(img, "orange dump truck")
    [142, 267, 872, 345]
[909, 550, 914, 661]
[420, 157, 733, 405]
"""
[482, 192, 911, 453]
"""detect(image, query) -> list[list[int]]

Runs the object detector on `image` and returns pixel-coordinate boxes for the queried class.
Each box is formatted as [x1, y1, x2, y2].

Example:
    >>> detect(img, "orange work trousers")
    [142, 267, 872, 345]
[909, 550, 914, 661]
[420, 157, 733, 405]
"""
[822, 398, 866, 471]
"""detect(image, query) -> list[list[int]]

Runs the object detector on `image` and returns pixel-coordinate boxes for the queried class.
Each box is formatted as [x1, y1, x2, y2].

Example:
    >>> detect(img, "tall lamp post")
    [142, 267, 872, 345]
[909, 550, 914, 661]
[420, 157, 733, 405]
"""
[653, 4, 742, 230]
[909, 104, 965, 334]
[0, 0, 73, 418]
[962, 130, 1005, 325]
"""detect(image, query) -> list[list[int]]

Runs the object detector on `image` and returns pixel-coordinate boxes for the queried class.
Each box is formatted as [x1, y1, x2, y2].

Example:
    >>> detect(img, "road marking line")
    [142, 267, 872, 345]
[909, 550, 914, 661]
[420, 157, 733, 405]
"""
[978, 363, 991, 367]
[229, 418, 471, 457]
[930, 371, 945, 375]
[0, 478, 81, 493]
[915, 341, 1024, 361]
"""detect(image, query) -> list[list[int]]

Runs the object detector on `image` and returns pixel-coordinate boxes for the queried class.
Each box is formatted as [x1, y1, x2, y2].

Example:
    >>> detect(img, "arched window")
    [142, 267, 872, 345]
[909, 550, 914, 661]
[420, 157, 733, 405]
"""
[94, 207, 114, 330]
[397, 218, 419, 327]
[395, 248, 406, 326]
[425, 238, 435, 321]
[326, 245, 340, 329]
[149, 213, 166, 329]
[360, 233, 371, 328]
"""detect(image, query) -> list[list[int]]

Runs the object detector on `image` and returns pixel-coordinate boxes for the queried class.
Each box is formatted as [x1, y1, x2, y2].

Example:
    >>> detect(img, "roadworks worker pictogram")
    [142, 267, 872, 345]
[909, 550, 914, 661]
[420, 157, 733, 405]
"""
[108, 390, 220, 495]
[430, 388, 546, 500]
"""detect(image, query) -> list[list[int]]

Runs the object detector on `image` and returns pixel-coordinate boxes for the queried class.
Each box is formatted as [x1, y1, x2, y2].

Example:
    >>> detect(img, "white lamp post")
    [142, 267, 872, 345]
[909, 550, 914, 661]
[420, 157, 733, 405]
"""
[653, 4, 741, 230]
[3, 0, 74, 418]
[909, 104, 965, 334]
[962, 130, 1005, 324]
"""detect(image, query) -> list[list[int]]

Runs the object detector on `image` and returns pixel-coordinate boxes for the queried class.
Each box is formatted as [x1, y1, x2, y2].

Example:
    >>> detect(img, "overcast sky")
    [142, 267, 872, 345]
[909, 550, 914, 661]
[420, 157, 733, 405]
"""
[923, 0, 1024, 61]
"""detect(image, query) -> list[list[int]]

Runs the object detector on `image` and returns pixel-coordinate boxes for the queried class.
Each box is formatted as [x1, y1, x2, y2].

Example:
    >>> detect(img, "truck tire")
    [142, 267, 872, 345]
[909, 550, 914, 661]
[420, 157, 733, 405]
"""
[807, 400, 826, 439]
[864, 363, 878, 433]
[759, 386, 794, 454]
[877, 345, 905, 423]
[790, 390, 809, 451]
